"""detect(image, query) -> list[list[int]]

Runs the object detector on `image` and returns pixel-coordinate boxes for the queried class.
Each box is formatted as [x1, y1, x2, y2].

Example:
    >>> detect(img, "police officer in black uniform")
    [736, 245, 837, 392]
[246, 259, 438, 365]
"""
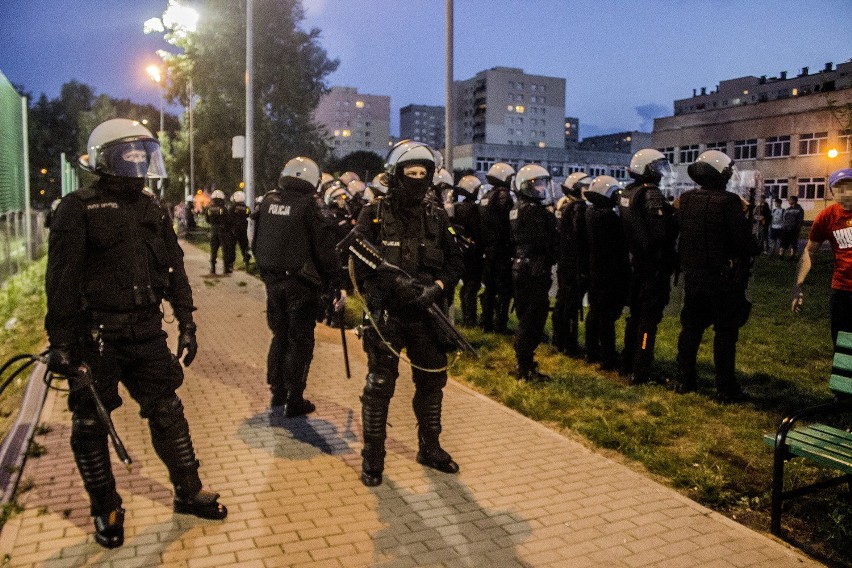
[584, 176, 630, 370]
[618, 149, 678, 384]
[552, 172, 591, 357]
[253, 157, 343, 415]
[45, 118, 226, 549]
[351, 141, 464, 487]
[228, 190, 252, 267]
[450, 174, 484, 327]
[204, 189, 235, 274]
[675, 150, 756, 402]
[510, 164, 559, 381]
[479, 163, 515, 333]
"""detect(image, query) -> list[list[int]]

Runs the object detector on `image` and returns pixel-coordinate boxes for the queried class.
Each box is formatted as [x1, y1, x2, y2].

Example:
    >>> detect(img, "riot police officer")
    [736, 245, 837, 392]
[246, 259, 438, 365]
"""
[452, 175, 484, 327]
[351, 141, 464, 487]
[675, 150, 756, 402]
[510, 164, 559, 381]
[253, 157, 343, 415]
[205, 189, 235, 274]
[618, 149, 678, 384]
[552, 172, 591, 357]
[45, 118, 226, 549]
[228, 190, 252, 268]
[480, 163, 516, 333]
[584, 176, 630, 370]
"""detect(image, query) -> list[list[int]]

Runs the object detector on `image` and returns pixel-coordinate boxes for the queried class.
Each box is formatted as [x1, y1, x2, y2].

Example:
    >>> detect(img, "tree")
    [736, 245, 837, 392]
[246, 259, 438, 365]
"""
[326, 151, 385, 182]
[147, 0, 339, 196]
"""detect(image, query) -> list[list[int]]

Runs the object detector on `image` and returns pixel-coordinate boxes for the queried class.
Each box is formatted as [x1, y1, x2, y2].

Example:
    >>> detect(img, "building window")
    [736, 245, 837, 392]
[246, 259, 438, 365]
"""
[706, 141, 727, 153]
[799, 132, 828, 155]
[734, 138, 757, 160]
[838, 129, 851, 154]
[765, 135, 791, 158]
[679, 144, 700, 164]
[660, 147, 675, 163]
[764, 178, 789, 199]
[797, 177, 826, 200]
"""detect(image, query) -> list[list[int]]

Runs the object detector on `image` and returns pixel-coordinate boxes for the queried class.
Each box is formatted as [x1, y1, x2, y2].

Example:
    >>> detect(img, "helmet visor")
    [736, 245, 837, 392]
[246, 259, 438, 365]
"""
[97, 139, 167, 179]
[648, 157, 671, 180]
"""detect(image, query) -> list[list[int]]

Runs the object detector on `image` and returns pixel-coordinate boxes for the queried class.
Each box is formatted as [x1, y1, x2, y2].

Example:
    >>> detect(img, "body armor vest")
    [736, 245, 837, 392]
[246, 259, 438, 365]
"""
[254, 190, 315, 275]
[374, 198, 446, 279]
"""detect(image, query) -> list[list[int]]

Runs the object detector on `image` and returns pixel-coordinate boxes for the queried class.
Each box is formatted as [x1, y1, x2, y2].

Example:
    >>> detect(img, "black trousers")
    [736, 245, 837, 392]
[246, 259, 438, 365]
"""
[264, 275, 320, 403]
[459, 258, 483, 326]
[552, 270, 583, 353]
[480, 253, 513, 332]
[623, 268, 671, 378]
[210, 226, 235, 269]
[513, 272, 552, 372]
[585, 286, 624, 366]
[71, 312, 200, 516]
[233, 224, 251, 263]
[676, 276, 751, 394]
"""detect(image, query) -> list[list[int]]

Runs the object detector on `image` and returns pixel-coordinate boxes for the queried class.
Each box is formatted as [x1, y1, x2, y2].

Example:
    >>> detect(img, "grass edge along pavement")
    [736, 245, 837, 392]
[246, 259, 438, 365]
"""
[6, 235, 851, 566]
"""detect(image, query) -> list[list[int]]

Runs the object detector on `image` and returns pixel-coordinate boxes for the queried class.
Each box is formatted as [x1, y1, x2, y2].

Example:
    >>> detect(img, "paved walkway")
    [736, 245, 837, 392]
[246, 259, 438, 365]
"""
[0, 241, 822, 567]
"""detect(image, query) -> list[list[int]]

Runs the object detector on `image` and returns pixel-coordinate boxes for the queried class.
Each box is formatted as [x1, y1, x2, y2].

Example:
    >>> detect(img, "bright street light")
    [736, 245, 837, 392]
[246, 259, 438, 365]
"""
[146, 64, 165, 135]
[828, 148, 839, 159]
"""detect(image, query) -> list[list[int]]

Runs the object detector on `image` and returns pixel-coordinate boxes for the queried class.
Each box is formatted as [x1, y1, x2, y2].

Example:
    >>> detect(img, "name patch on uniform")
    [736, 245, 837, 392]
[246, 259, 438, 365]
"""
[509, 209, 518, 220]
[87, 202, 119, 210]
[268, 204, 291, 215]
[480, 198, 489, 206]
[620, 196, 630, 208]
[381, 240, 400, 247]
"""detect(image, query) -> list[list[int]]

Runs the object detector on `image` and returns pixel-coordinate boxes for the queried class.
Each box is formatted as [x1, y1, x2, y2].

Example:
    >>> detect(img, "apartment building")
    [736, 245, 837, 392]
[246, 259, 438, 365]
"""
[314, 86, 391, 159]
[400, 104, 445, 150]
[654, 61, 852, 218]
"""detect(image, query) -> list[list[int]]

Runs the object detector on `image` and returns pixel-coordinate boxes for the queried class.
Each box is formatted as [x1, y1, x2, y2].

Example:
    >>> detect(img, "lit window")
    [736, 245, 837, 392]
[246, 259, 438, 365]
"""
[515, 105, 525, 113]
[333, 130, 340, 136]
[507, 105, 514, 111]
[538, 141, 545, 148]
[743, 90, 749, 95]
[342, 130, 351, 137]
[355, 100, 364, 108]
[792, 88, 798, 96]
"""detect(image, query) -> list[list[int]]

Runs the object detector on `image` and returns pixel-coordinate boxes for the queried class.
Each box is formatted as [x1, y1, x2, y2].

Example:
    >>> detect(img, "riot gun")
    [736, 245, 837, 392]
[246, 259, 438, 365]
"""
[0, 353, 132, 469]
[338, 229, 478, 358]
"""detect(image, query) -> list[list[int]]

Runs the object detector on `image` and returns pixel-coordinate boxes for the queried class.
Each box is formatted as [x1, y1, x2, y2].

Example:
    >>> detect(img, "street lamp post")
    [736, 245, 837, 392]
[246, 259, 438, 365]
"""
[145, 64, 165, 135]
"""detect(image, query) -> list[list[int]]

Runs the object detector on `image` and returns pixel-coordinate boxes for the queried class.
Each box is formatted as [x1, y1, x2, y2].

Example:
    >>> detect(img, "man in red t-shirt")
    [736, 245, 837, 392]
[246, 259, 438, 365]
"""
[792, 168, 852, 341]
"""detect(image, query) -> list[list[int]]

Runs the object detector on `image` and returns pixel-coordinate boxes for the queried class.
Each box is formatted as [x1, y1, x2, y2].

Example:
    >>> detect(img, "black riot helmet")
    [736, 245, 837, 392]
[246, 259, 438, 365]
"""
[687, 150, 735, 191]
[628, 148, 671, 184]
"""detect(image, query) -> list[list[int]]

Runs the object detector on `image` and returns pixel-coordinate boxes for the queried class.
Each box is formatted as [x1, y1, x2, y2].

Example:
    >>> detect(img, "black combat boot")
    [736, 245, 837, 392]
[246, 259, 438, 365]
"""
[93, 507, 125, 549]
[413, 389, 459, 474]
[361, 392, 390, 486]
[174, 489, 228, 519]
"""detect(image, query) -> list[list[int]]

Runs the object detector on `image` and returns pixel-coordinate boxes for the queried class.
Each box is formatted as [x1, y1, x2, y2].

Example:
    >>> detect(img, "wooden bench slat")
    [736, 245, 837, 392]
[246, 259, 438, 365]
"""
[786, 430, 852, 459]
[829, 374, 852, 395]
[783, 443, 852, 473]
[836, 331, 852, 351]
[807, 424, 852, 451]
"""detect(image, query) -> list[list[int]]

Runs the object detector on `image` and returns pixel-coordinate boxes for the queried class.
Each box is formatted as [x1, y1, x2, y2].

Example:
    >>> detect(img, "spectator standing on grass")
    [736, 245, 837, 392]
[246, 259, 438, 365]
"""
[779, 195, 804, 259]
[769, 197, 784, 256]
[792, 168, 852, 342]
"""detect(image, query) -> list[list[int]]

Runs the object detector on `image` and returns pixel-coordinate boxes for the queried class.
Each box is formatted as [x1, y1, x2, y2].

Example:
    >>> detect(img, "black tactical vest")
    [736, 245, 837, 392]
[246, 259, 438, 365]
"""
[374, 198, 446, 279]
[253, 190, 314, 275]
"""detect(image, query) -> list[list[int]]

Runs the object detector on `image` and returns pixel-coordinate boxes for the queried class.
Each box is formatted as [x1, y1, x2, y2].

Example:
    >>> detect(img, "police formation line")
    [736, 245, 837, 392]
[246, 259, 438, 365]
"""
[43, 118, 850, 549]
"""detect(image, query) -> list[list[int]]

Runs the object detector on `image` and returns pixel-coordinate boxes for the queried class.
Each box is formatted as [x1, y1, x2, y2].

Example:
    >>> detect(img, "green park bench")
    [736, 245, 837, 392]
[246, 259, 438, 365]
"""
[763, 330, 852, 536]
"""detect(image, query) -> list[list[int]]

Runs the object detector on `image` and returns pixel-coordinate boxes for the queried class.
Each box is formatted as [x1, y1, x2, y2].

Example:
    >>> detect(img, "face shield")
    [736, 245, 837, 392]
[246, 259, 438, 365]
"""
[530, 177, 554, 203]
[648, 157, 672, 181]
[96, 139, 167, 179]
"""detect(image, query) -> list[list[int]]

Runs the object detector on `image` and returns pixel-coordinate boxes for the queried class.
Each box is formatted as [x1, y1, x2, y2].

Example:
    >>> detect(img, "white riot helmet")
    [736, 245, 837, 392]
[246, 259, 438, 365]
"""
[320, 172, 335, 192]
[433, 168, 453, 189]
[514, 164, 552, 202]
[628, 148, 671, 184]
[347, 180, 367, 196]
[338, 171, 360, 186]
[83, 118, 167, 179]
[455, 175, 482, 200]
[324, 183, 351, 207]
[385, 140, 439, 190]
[586, 175, 621, 199]
[278, 156, 321, 193]
[486, 162, 515, 188]
[366, 173, 389, 203]
[232, 190, 246, 203]
[561, 172, 591, 198]
[687, 150, 735, 190]
[211, 189, 226, 200]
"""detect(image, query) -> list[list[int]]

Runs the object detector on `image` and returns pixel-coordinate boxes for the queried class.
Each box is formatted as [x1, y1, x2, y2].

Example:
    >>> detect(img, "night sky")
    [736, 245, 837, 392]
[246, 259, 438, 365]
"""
[1, 0, 850, 138]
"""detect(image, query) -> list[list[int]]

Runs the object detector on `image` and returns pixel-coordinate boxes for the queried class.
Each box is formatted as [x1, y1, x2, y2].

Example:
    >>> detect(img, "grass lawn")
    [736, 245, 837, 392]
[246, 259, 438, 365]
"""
[2, 233, 849, 565]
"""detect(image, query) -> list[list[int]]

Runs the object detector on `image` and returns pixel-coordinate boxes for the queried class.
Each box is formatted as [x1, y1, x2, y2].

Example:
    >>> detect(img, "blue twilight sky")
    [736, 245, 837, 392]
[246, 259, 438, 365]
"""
[1, 0, 850, 139]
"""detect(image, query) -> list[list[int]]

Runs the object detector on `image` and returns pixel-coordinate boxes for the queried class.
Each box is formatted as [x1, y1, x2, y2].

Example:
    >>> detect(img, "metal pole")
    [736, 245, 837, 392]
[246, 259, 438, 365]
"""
[188, 79, 195, 197]
[21, 96, 32, 260]
[159, 91, 164, 135]
[444, 0, 453, 173]
[245, 0, 255, 211]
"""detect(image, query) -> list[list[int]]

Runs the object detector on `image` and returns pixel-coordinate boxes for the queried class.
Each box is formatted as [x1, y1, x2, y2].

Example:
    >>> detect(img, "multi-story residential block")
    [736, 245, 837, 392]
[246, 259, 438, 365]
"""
[314, 86, 391, 158]
[654, 60, 852, 219]
[564, 116, 580, 149]
[400, 104, 445, 150]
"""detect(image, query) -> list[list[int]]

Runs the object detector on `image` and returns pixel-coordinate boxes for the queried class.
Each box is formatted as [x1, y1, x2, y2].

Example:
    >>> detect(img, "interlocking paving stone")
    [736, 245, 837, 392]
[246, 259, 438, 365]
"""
[0, 241, 824, 567]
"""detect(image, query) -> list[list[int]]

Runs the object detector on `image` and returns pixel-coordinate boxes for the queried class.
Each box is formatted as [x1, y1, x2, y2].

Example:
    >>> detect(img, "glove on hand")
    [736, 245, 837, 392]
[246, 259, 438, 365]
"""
[413, 283, 444, 308]
[391, 274, 424, 305]
[177, 323, 198, 366]
[47, 345, 78, 378]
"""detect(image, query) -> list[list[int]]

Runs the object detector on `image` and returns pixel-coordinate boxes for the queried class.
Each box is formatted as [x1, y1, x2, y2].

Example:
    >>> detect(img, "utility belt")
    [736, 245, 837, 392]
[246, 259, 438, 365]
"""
[85, 307, 163, 344]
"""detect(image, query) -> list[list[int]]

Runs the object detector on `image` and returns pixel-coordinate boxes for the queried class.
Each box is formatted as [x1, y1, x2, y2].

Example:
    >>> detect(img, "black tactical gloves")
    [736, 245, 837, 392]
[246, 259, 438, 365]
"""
[176, 322, 198, 366]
